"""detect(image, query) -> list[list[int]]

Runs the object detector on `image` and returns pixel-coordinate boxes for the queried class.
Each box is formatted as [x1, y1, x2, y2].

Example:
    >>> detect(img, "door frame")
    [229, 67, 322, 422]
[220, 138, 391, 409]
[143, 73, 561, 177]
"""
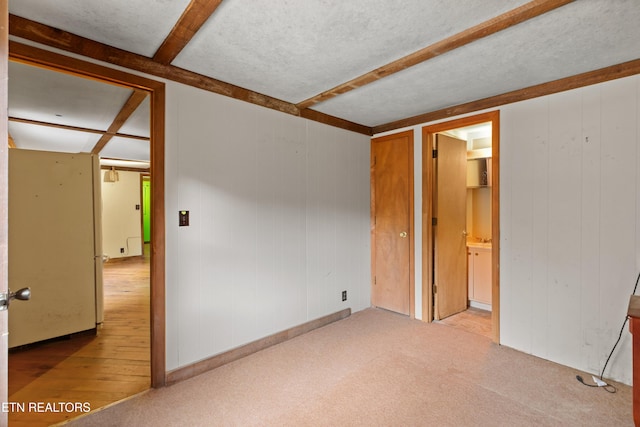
[371, 130, 415, 317]
[1, 2, 9, 423]
[8, 41, 167, 386]
[422, 110, 500, 343]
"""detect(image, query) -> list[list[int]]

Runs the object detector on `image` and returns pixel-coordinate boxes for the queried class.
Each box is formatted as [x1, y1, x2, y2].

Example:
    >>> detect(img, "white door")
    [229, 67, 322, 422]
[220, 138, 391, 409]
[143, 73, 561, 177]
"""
[8, 149, 102, 347]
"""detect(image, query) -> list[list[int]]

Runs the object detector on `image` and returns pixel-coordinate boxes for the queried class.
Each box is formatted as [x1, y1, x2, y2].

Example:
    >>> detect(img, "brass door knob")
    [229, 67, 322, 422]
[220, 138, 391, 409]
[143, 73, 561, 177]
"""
[399, 231, 407, 238]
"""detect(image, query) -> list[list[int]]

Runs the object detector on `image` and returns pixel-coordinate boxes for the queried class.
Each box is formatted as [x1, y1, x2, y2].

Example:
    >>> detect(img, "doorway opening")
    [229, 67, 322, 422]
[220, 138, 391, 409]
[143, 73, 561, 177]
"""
[141, 174, 151, 245]
[422, 111, 500, 343]
[5, 41, 165, 423]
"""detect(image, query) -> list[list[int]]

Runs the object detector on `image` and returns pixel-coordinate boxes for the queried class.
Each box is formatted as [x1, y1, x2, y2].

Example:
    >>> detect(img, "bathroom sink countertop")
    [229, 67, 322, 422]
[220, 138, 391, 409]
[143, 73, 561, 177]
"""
[467, 238, 492, 249]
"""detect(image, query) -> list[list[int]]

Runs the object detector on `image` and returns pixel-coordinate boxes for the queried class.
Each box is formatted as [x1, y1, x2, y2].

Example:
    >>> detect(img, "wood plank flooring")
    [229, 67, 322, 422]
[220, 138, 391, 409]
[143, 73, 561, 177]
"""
[7, 251, 150, 426]
[437, 307, 492, 338]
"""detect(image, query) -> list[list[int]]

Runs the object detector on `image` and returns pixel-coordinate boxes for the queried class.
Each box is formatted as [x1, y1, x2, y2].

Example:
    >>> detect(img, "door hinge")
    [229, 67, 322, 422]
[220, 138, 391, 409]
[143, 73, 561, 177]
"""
[433, 284, 437, 294]
[432, 149, 438, 158]
[374, 276, 377, 285]
[432, 217, 437, 226]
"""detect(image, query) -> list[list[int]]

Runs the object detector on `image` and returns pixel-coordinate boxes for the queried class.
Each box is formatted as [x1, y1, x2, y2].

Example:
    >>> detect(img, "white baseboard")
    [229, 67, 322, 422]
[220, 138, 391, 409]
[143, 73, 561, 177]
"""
[469, 300, 492, 311]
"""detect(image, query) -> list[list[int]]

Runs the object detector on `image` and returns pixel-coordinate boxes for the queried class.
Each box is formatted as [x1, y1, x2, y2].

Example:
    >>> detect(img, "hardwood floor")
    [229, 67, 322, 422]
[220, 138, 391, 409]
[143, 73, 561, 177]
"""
[437, 307, 492, 338]
[7, 250, 150, 426]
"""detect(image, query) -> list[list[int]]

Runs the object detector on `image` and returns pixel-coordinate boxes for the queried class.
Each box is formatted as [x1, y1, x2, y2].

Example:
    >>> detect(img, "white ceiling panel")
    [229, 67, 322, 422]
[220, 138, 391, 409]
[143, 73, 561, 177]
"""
[9, 122, 101, 154]
[101, 137, 150, 162]
[312, 0, 640, 126]
[9, 61, 133, 131]
[119, 96, 151, 138]
[173, 0, 529, 103]
[9, 0, 193, 57]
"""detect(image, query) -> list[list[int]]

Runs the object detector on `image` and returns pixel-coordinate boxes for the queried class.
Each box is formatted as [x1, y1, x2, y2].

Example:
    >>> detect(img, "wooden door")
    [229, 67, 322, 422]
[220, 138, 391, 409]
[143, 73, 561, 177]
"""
[371, 131, 413, 315]
[8, 150, 100, 347]
[433, 134, 467, 319]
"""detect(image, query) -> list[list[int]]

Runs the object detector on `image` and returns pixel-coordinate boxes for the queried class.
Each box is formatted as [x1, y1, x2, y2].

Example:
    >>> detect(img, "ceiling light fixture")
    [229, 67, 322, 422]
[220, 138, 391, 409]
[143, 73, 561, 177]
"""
[104, 166, 119, 183]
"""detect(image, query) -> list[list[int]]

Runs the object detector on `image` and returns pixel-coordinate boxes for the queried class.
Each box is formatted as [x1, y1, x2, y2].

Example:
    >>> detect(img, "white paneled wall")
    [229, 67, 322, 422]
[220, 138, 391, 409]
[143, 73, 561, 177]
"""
[165, 83, 371, 370]
[501, 75, 640, 384]
[101, 170, 143, 259]
[372, 74, 640, 385]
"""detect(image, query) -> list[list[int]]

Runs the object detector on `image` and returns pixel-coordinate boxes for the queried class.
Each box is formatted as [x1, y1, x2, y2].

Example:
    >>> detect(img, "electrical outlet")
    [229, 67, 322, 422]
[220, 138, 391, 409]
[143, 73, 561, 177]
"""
[120, 248, 125, 254]
[342, 290, 347, 301]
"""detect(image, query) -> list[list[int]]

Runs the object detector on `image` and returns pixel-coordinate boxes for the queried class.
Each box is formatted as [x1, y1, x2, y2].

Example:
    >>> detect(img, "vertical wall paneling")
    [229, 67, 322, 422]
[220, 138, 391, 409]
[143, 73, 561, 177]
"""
[579, 84, 602, 373]
[306, 122, 338, 320]
[167, 83, 370, 369]
[502, 97, 549, 354]
[499, 75, 640, 384]
[597, 77, 637, 380]
[176, 85, 218, 364]
[546, 90, 582, 367]
[500, 109, 514, 347]
[528, 97, 551, 359]
[164, 84, 179, 370]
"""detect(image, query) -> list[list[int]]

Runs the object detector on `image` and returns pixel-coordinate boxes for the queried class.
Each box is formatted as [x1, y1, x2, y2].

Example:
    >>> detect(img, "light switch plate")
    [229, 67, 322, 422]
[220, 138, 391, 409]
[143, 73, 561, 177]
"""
[179, 210, 189, 226]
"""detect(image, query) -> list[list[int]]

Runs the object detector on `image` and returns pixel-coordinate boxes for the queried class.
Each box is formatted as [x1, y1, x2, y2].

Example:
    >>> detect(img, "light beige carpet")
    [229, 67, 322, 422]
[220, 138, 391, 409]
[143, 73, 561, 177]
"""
[62, 308, 632, 426]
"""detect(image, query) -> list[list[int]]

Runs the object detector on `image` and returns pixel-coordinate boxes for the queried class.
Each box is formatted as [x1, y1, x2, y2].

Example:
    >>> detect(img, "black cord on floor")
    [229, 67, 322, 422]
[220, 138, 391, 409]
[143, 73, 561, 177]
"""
[576, 270, 640, 393]
[576, 375, 617, 393]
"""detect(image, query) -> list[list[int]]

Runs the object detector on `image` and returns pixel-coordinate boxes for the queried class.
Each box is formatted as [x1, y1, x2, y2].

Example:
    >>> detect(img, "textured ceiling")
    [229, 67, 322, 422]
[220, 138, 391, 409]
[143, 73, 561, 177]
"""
[313, 0, 640, 126]
[173, 0, 529, 103]
[6, 0, 640, 159]
[9, 0, 192, 57]
[8, 61, 150, 162]
[9, 61, 133, 130]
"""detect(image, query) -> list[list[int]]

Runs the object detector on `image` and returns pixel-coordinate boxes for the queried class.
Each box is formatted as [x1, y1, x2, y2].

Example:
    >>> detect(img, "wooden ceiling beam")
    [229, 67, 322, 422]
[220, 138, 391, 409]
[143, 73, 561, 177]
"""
[153, 0, 224, 65]
[8, 116, 149, 141]
[9, 15, 297, 115]
[100, 165, 150, 173]
[296, 0, 575, 110]
[90, 90, 148, 154]
[299, 109, 372, 135]
[8, 16, 372, 136]
[373, 57, 640, 134]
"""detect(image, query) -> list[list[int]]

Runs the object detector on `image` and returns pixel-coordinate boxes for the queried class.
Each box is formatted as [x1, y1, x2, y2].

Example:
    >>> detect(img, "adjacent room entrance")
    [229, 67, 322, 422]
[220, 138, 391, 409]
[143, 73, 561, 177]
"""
[422, 111, 500, 343]
[0, 40, 166, 425]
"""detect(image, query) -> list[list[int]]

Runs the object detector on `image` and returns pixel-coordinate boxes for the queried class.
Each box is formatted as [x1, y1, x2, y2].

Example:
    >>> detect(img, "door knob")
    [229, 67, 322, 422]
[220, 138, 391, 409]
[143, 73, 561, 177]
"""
[399, 231, 408, 238]
[0, 287, 31, 311]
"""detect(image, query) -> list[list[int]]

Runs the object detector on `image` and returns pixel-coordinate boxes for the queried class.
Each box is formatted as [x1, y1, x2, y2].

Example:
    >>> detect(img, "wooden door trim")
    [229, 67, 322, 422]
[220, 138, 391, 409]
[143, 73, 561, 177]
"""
[371, 130, 415, 317]
[9, 42, 167, 386]
[422, 110, 500, 343]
